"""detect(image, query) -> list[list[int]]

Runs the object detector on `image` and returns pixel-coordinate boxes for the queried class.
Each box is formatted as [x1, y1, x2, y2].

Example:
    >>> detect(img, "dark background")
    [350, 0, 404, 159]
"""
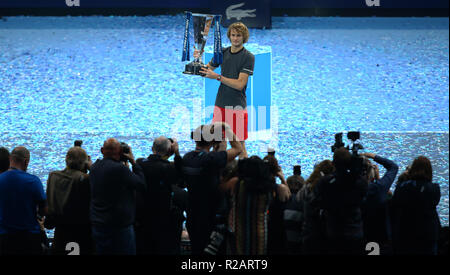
[0, 0, 448, 17]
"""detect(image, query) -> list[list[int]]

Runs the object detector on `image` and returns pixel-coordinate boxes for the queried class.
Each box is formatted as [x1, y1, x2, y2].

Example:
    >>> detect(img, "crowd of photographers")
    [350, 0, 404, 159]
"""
[0, 124, 447, 255]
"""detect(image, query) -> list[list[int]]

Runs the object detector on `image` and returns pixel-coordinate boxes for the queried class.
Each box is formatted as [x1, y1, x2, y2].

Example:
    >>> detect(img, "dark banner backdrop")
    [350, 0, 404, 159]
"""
[0, 0, 448, 9]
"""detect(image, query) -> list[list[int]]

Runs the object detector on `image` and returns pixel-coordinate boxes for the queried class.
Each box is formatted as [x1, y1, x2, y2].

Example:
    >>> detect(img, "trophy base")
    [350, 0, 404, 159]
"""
[183, 61, 208, 76]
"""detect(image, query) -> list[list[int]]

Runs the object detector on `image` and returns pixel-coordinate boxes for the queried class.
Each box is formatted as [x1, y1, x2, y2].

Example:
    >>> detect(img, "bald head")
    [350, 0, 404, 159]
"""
[11, 146, 30, 161]
[10, 146, 30, 171]
[152, 136, 171, 156]
[101, 138, 121, 160]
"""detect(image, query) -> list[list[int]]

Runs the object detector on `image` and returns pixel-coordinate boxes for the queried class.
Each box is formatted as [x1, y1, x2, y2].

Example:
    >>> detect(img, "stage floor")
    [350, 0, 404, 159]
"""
[0, 16, 448, 226]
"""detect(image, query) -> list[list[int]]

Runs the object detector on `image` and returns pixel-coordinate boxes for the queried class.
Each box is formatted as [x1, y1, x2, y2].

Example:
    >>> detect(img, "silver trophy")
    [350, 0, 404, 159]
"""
[182, 13, 215, 76]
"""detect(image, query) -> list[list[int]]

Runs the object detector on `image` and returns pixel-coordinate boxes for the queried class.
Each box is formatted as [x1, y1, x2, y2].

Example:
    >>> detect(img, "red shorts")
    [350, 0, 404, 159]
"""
[212, 106, 248, 141]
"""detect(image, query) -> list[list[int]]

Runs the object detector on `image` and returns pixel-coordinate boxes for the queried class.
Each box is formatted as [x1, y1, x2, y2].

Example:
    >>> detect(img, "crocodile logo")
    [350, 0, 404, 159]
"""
[226, 3, 256, 20]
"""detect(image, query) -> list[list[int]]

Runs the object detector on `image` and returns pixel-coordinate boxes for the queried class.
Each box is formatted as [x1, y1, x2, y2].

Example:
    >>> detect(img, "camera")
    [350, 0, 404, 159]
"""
[331, 131, 363, 156]
[74, 140, 83, 147]
[331, 133, 345, 153]
[347, 131, 360, 142]
[120, 142, 131, 162]
[346, 131, 364, 157]
[293, 165, 301, 176]
[204, 224, 226, 255]
[204, 215, 227, 255]
[331, 131, 365, 177]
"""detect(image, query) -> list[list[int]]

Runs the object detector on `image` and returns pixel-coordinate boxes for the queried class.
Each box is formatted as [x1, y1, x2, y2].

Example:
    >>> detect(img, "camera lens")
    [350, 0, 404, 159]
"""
[120, 142, 130, 154]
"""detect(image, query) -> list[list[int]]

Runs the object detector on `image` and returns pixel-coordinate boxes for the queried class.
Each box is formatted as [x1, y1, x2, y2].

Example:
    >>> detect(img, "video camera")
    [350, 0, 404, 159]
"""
[120, 142, 131, 162]
[331, 131, 365, 177]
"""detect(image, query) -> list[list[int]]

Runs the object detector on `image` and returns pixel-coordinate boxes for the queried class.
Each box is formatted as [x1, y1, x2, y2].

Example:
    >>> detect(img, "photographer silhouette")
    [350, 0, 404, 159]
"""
[314, 143, 368, 255]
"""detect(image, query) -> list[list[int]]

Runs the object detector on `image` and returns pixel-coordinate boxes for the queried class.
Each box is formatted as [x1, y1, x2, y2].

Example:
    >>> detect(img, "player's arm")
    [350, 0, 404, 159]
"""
[218, 72, 249, 91]
[200, 66, 249, 91]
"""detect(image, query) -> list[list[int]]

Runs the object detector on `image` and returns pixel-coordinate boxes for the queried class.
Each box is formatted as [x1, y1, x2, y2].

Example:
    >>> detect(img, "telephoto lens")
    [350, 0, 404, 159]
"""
[120, 142, 131, 162]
